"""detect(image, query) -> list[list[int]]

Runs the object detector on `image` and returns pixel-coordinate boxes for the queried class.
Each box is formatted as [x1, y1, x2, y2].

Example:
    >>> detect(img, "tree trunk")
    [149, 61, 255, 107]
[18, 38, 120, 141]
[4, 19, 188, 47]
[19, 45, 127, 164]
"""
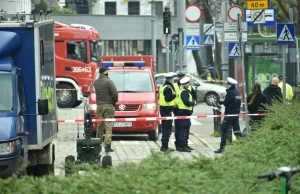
[192, 50, 204, 74]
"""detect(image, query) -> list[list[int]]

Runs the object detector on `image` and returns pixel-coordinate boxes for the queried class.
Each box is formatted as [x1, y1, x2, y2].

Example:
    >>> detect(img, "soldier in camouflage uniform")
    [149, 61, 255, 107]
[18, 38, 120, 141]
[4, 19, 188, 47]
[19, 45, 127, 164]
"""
[94, 67, 118, 152]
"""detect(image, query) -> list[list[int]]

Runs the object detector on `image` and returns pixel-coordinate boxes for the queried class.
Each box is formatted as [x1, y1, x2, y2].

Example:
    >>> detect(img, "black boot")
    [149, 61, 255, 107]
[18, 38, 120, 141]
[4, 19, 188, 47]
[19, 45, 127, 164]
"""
[214, 148, 224, 154]
[177, 147, 191, 152]
[160, 147, 175, 152]
[105, 145, 114, 153]
[187, 145, 194, 150]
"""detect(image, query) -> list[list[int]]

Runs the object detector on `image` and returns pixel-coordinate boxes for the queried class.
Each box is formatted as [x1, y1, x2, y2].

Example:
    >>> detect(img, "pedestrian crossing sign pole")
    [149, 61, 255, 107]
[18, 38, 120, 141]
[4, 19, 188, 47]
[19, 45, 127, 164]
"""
[276, 23, 295, 44]
[228, 43, 241, 59]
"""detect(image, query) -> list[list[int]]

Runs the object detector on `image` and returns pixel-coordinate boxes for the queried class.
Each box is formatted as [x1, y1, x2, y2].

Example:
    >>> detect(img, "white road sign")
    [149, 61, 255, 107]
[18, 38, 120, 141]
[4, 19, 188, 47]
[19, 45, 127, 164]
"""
[246, 9, 275, 22]
[251, 10, 266, 24]
[228, 5, 244, 22]
[204, 23, 214, 35]
[187, 28, 200, 35]
[224, 32, 248, 42]
[224, 22, 248, 32]
[186, 4, 203, 23]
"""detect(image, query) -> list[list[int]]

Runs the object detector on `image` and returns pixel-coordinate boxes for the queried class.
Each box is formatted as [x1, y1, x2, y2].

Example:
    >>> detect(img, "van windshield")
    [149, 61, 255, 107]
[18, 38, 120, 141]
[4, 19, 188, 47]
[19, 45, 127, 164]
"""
[0, 74, 13, 111]
[95, 71, 153, 92]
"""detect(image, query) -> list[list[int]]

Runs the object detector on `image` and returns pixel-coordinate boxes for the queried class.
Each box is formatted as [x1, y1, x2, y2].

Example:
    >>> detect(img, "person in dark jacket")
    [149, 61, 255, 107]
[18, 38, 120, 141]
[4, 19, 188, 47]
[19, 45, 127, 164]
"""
[94, 66, 118, 152]
[176, 77, 196, 152]
[263, 77, 283, 105]
[247, 83, 267, 129]
[214, 77, 243, 154]
[159, 72, 177, 152]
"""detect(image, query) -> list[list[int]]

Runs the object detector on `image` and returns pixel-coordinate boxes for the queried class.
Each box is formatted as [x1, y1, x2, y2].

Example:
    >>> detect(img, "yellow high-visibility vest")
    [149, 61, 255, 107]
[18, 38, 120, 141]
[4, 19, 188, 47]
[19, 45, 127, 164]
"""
[174, 82, 181, 105]
[159, 84, 175, 106]
[177, 89, 193, 110]
[207, 73, 212, 81]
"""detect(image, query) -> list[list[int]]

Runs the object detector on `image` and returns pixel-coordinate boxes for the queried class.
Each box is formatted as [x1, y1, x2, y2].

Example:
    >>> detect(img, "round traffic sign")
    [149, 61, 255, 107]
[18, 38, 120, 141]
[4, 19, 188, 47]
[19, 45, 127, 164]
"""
[253, 12, 263, 21]
[185, 4, 202, 23]
[228, 5, 244, 22]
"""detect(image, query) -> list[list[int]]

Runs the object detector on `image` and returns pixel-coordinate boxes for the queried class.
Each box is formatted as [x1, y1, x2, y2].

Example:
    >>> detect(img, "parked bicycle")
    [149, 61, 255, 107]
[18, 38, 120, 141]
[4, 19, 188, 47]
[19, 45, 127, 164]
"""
[257, 166, 300, 194]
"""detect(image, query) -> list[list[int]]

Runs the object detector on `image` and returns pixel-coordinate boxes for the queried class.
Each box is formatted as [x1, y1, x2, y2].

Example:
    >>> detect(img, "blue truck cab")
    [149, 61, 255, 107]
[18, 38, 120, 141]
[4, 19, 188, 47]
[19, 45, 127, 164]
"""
[0, 18, 57, 178]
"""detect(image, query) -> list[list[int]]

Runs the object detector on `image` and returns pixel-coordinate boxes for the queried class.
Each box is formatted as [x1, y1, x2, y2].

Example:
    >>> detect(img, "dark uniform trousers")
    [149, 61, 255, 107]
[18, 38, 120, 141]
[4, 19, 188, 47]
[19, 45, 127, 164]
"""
[184, 108, 193, 146]
[177, 110, 191, 148]
[160, 106, 173, 147]
[173, 108, 179, 147]
[220, 116, 242, 149]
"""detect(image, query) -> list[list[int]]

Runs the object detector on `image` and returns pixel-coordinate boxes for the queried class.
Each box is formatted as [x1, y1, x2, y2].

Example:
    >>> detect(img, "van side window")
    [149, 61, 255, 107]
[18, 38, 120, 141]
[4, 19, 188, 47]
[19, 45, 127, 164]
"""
[17, 76, 25, 114]
[67, 41, 82, 61]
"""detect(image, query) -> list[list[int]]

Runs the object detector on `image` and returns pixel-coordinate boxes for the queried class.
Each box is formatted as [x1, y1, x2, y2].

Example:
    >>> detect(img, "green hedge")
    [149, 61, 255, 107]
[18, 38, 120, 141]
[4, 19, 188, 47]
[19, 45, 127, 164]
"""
[1, 102, 300, 194]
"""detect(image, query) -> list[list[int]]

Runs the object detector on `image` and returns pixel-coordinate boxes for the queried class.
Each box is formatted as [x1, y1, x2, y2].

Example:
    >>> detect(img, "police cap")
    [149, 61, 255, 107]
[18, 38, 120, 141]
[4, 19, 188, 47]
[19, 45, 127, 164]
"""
[180, 77, 190, 85]
[176, 71, 186, 77]
[164, 72, 176, 78]
[226, 77, 238, 85]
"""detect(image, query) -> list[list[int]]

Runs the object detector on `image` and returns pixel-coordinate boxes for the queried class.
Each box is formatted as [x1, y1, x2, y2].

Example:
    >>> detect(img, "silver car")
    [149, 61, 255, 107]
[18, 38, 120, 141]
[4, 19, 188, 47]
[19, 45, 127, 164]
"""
[154, 73, 227, 106]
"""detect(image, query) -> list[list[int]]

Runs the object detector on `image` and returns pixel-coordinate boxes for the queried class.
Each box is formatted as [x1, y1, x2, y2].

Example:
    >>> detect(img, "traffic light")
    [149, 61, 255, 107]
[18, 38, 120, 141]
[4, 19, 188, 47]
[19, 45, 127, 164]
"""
[169, 33, 179, 51]
[163, 7, 171, 34]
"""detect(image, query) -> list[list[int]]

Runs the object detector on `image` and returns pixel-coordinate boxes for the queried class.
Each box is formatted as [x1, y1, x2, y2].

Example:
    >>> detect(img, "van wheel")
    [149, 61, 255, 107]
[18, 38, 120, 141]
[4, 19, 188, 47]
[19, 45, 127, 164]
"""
[56, 83, 77, 108]
[73, 100, 82, 108]
[148, 124, 159, 141]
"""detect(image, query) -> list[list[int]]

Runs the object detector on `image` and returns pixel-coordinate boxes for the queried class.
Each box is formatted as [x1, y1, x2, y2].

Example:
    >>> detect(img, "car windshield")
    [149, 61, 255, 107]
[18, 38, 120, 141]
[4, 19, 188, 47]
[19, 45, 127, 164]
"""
[95, 71, 153, 92]
[0, 74, 13, 111]
[90, 41, 101, 61]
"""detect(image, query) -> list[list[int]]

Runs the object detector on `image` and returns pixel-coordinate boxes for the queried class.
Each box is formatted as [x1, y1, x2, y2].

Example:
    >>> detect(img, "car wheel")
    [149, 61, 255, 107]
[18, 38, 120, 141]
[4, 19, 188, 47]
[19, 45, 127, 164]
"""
[205, 92, 219, 106]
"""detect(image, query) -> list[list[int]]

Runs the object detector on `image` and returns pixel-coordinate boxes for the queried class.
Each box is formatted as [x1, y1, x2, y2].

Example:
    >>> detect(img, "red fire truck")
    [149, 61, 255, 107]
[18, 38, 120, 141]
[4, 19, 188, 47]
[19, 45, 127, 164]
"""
[54, 21, 101, 108]
[82, 55, 160, 141]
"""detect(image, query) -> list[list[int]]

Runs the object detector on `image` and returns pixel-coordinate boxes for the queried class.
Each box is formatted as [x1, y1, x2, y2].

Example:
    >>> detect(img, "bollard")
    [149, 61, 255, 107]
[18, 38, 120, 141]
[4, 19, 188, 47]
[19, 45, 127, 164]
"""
[213, 107, 221, 133]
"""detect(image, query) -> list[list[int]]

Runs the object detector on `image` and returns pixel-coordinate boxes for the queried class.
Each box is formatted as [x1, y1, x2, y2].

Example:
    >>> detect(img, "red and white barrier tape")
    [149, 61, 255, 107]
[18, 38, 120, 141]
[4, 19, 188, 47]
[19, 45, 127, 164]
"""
[203, 80, 227, 83]
[41, 113, 266, 123]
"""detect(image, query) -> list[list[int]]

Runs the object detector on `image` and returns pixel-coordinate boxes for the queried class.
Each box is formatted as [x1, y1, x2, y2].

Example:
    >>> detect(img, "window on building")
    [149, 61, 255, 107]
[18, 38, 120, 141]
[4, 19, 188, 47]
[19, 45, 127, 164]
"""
[128, 2, 140, 15]
[105, 2, 116, 15]
[155, 1, 163, 16]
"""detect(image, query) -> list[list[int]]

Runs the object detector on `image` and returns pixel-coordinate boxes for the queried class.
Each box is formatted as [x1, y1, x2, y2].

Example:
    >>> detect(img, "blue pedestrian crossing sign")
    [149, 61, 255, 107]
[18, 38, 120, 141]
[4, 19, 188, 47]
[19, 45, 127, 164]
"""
[203, 35, 214, 46]
[276, 23, 295, 44]
[186, 35, 200, 50]
[228, 43, 241, 59]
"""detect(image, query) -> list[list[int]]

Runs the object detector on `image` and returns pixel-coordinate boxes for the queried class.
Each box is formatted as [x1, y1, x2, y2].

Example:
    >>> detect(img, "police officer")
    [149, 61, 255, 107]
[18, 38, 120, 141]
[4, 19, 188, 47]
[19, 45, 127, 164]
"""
[177, 77, 196, 152]
[184, 78, 197, 150]
[214, 77, 243, 154]
[173, 71, 197, 150]
[159, 72, 176, 152]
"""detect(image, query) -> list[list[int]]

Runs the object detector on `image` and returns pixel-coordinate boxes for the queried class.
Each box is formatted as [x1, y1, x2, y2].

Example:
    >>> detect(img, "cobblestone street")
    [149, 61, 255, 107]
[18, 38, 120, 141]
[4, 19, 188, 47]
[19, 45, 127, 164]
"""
[53, 106, 220, 177]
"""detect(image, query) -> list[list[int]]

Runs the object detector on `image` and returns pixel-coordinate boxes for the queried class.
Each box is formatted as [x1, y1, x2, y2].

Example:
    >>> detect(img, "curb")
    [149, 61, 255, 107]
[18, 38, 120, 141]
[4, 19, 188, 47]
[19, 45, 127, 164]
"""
[198, 137, 218, 151]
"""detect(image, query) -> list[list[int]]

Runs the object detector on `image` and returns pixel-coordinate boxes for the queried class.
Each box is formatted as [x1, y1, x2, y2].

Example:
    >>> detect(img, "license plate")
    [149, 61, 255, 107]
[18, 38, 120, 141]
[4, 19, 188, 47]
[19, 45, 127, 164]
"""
[113, 122, 132, 127]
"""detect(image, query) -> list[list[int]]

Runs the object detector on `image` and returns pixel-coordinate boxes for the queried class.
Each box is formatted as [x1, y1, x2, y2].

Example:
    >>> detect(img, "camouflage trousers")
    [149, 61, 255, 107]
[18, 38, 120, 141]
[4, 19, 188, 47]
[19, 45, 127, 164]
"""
[96, 104, 115, 147]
